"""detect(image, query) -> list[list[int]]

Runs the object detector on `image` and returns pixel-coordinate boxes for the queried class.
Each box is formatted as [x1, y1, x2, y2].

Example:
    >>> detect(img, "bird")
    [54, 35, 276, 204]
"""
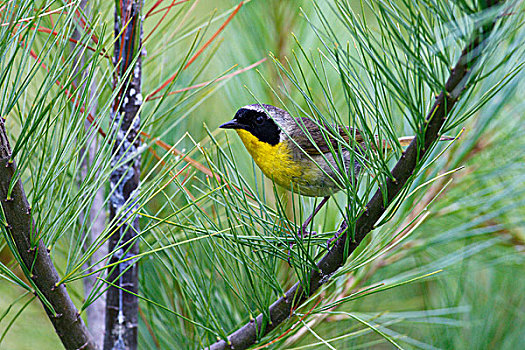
[219, 104, 448, 244]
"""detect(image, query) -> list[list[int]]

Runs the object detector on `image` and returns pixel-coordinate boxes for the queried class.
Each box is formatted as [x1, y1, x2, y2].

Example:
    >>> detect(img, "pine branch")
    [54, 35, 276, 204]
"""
[0, 119, 98, 350]
[104, 0, 143, 349]
[207, 1, 504, 349]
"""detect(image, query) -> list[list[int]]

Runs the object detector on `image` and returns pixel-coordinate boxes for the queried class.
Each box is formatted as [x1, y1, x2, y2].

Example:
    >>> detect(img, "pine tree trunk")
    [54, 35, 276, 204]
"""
[104, 0, 143, 349]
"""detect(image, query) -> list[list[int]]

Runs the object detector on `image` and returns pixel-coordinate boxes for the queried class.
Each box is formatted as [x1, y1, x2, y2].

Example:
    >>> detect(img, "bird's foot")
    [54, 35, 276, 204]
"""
[298, 224, 317, 239]
[287, 226, 317, 266]
[326, 231, 340, 251]
[326, 219, 348, 251]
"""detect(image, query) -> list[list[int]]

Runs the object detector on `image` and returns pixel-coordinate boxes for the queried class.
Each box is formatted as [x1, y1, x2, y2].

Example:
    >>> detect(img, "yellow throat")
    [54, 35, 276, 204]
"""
[236, 129, 302, 189]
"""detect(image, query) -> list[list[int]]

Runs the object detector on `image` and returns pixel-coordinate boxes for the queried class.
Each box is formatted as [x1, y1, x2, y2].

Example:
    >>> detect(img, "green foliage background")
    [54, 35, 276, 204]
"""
[0, 0, 524, 349]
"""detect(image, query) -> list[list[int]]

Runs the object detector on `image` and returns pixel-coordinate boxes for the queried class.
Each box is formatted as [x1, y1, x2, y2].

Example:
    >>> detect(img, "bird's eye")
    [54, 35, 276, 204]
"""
[255, 115, 265, 125]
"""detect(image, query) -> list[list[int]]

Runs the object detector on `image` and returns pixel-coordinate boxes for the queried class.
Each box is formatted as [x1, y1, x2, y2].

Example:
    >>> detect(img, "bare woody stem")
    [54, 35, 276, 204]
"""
[0, 119, 98, 350]
[103, 0, 143, 349]
[208, 1, 503, 349]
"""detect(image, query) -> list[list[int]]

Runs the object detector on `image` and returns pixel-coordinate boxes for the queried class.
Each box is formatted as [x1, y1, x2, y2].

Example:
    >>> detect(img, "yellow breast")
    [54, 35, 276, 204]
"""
[236, 129, 303, 190]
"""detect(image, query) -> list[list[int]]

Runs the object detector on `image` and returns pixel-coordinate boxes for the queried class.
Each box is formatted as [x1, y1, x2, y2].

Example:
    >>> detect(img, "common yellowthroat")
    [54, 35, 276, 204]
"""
[219, 104, 448, 238]
[220, 104, 372, 237]
[220, 104, 365, 197]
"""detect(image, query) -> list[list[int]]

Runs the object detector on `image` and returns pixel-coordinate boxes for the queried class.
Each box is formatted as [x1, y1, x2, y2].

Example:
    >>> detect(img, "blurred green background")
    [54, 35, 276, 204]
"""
[1, 0, 524, 349]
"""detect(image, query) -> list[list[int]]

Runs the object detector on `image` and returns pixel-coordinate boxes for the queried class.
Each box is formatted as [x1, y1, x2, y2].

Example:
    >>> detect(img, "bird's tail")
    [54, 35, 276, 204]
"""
[372, 135, 455, 151]
[396, 135, 455, 147]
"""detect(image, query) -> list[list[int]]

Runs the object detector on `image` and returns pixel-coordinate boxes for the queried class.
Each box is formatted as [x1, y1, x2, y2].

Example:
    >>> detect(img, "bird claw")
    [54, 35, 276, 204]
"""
[287, 227, 317, 266]
[326, 232, 339, 251]
[289, 219, 348, 265]
[326, 219, 348, 251]
[299, 227, 317, 238]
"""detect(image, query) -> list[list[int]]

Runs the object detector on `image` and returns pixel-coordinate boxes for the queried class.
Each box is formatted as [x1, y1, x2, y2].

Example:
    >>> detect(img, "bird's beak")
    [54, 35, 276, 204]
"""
[219, 119, 241, 129]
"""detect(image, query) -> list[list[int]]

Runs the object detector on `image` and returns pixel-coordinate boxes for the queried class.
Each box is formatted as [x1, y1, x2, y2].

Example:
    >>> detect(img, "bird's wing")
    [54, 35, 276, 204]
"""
[289, 117, 362, 155]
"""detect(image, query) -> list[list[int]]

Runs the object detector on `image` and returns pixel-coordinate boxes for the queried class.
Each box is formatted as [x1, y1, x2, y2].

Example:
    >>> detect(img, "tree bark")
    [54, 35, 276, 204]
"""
[207, 1, 504, 349]
[0, 119, 98, 350]
[104, 0, 143, 349]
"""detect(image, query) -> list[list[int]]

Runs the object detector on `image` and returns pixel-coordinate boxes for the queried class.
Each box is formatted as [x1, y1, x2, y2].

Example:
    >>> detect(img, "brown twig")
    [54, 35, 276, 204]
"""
[0, 119, 98, 349]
